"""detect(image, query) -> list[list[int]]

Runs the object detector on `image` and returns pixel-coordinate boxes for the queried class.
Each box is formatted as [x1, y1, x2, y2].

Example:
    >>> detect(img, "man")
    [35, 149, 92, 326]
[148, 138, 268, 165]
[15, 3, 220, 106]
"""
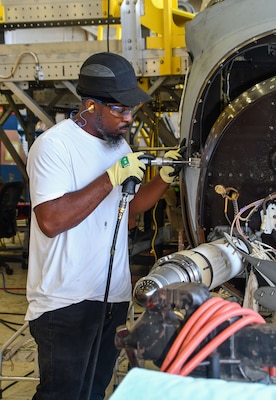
[26, 52, 183, 400]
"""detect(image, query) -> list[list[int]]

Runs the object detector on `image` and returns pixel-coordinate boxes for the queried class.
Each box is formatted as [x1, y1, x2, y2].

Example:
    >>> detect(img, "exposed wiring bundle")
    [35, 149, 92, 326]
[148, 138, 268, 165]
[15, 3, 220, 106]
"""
[229, 192, 276, 254]
[160, 296, 265, 376]
[214, 190, 276, 310]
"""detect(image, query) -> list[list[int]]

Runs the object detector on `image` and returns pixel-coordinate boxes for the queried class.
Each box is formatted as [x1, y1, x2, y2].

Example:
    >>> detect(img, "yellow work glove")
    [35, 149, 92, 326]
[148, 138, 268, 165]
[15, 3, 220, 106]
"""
[160, 148, 184, 184]
[107, 152, 146, 187]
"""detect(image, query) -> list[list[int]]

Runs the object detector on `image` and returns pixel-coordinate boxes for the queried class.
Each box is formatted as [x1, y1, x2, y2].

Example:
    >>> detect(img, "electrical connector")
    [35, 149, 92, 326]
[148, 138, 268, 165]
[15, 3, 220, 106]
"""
[35, 65, 44, 81]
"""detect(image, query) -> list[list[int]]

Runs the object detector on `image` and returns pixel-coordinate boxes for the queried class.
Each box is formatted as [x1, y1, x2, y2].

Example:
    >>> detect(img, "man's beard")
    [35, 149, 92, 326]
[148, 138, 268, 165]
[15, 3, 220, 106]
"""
[101, 130, 124, 148]
[95, 114, 126, 149]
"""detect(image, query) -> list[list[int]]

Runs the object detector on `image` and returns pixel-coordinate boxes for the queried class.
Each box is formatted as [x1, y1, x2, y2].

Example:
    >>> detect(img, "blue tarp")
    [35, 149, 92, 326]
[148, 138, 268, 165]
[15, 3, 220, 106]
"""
[110, 368, 276, 400]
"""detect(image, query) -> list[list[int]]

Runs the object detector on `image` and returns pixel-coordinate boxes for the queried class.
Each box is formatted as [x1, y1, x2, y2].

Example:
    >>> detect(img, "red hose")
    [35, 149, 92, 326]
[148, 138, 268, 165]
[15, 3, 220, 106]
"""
[182, 300, 241, 350]
[161, 297, 224, 371]
[160, 297, 266, 375]
[180, 313, 265, 376]
[166, 306, 260, 374]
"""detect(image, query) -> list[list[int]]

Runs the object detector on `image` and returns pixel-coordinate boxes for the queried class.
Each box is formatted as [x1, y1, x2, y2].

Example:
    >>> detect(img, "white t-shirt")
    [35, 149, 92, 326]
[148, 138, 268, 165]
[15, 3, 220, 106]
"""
[25, 118, 133, 321]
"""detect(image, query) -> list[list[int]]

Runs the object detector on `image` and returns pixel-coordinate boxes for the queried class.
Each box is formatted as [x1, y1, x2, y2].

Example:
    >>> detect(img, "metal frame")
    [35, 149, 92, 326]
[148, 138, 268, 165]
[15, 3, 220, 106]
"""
[0, 0, 194, 150]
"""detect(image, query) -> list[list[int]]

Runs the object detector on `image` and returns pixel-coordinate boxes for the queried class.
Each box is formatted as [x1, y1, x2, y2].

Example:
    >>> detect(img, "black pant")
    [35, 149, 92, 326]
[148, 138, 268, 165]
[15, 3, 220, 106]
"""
[29, 300, 129, 400]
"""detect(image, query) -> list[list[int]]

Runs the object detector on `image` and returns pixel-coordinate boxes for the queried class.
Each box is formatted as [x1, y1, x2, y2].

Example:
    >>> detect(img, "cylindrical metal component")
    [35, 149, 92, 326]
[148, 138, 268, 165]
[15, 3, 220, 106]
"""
[133, 238, 246, 307]
[139, 156, 187, 167]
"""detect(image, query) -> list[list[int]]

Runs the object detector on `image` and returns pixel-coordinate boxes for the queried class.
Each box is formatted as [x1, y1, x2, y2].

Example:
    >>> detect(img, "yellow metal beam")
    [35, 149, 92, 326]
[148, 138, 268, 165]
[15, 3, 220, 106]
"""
[0, 5, 5, 23]
[102, 0, 121, 18]
[141, 0, 194, 75]
[96, 25, 122, 41]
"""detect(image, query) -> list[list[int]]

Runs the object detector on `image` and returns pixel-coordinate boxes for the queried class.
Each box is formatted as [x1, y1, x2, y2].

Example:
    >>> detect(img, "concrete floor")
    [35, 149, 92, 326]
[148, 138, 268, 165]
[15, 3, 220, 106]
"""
[0, 258, 152, 400]
[0, 262, 37, 400]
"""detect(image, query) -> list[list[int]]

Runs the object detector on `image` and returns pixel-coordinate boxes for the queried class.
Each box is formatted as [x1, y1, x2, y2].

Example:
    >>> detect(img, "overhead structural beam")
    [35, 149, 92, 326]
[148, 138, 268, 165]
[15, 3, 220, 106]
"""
[0, 105, 13, 126]
[3, 82, 55, 129]
[0, 124, 28, 183]
[138, 105, 179, 147]
[147, 76, 168, 96]
[61, 81, 81, 101]
[5, 93, 27, 132]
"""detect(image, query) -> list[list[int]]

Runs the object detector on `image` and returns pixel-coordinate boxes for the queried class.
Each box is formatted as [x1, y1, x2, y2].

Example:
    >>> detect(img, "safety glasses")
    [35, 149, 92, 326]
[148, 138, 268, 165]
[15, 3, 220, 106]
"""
[91, 98, 134, 118]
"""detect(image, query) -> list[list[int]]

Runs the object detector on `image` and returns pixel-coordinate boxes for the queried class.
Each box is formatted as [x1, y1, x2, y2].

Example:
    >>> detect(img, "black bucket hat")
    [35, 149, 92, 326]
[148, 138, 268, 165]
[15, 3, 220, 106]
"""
[76, 52, 152, 107]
